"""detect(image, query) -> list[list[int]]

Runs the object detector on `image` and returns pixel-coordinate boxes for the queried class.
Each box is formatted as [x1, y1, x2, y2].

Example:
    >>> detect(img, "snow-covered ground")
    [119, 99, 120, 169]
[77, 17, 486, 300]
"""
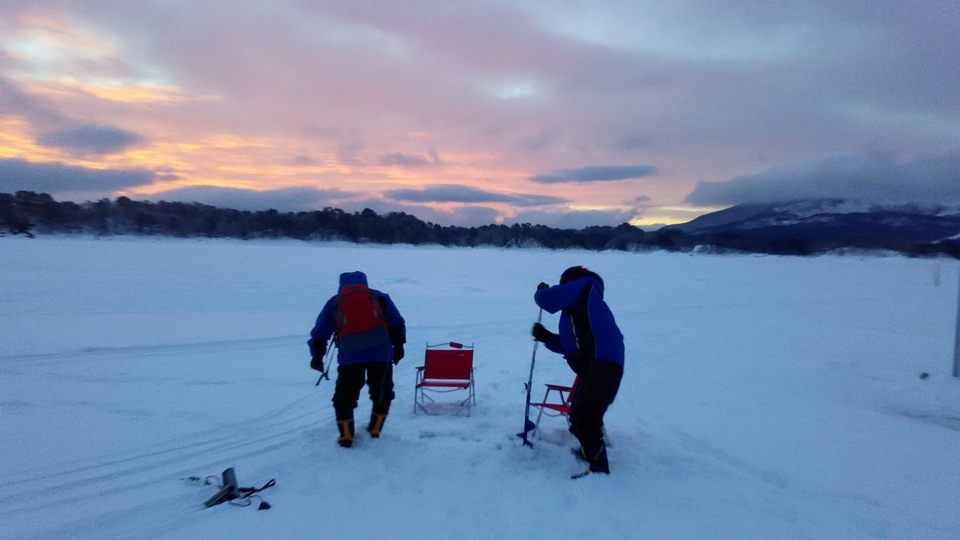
[1, 236, 959, 539]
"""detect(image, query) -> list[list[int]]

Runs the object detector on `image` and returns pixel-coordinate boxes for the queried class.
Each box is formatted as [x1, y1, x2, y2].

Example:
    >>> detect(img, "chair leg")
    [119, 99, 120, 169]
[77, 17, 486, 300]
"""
[414, 372, 424, 415]
[533, 386, 552, 436]
[467, 370, 476, 416]
[413, 378, 475, 416]
[414, 386, 430, 415]
[414, 387, 426, 415]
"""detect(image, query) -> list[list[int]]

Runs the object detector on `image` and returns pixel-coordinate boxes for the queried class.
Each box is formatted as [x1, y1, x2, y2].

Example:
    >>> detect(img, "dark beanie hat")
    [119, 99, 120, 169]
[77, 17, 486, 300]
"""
[560, 266, 588, 284]
[559, 266, 603, 287]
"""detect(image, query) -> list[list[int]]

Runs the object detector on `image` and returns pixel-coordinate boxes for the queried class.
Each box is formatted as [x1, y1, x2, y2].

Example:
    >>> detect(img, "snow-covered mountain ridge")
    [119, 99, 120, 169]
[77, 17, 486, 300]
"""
[672, 199, 960, 243]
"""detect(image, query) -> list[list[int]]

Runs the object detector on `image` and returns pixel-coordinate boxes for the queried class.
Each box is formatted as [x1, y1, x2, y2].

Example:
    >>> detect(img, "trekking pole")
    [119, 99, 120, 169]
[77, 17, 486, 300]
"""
[517, 308, 543, 447]
[315, 342, 336, 386]
[377, 340, 393, 404]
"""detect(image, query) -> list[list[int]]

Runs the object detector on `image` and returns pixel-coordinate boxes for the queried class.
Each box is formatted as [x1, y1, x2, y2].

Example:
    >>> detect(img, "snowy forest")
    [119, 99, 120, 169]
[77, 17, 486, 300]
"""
[3, 191, 960, 258]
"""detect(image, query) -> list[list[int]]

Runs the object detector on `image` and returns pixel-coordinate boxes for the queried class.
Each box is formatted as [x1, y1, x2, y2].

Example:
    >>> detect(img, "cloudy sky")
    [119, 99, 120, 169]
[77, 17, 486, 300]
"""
[1, 1, 958, 227]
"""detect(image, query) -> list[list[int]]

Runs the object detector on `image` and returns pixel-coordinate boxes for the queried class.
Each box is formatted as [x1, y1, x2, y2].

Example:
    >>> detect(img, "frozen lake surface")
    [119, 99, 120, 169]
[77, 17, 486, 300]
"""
[1, 236, 959, 539]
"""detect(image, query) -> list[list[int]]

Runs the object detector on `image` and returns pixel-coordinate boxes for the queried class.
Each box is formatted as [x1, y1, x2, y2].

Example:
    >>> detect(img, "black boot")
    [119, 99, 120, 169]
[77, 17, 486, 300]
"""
[337, 418, 355, 448]
[571, 435, 609, 478]
[367, 413, 386, 438]
[585, 436, 610, 474]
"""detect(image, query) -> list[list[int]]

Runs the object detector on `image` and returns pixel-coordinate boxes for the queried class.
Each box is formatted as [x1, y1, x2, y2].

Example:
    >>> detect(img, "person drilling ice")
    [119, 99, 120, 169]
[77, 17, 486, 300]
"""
[531, 266, 624, 477]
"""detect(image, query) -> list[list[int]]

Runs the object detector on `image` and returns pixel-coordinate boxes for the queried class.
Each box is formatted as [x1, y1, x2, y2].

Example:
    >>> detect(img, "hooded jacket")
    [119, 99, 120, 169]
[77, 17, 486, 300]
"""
[533, 274, 624, 367]
[308, 271, 406, 365]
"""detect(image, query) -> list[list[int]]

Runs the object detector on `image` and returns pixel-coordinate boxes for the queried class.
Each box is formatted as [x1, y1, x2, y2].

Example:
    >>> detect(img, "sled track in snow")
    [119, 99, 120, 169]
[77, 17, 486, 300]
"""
[2, 387, 318, 486]
[0, 334, 304, 365]
[0, 386, 335, 522]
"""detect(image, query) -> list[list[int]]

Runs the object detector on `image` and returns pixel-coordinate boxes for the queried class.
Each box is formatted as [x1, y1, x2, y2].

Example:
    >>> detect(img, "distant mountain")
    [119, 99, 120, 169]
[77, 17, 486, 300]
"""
[670, 199, 960, 244]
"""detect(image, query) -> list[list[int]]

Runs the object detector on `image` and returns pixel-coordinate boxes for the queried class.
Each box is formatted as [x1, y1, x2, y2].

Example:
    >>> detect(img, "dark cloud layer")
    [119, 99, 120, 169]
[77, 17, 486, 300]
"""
[685, 151, 960, 206]
[146, 185, 506, 227]
[0, 158, 154, 193]
[385, 184, 567, 207]
[0, 72, 68, 129]
[148, 185, 359, 212]
[507, 208, 636, 229]
[531, 165, 658, 184]
[353, 198, 502, 227]
[377, 153, 432, 168]
[38, 125, 144, 155]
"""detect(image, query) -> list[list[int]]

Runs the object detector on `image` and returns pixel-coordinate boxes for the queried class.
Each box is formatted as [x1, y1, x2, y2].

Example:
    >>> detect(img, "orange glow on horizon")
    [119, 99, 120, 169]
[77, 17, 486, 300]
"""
[25, 79, 214, 104]
[0, 110, 676, 222]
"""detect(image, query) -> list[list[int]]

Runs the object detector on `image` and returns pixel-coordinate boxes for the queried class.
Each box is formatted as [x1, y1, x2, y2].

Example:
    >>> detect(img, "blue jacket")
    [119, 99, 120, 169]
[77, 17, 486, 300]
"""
[534, 275, 624, 367]
[309, 271, 406, 365]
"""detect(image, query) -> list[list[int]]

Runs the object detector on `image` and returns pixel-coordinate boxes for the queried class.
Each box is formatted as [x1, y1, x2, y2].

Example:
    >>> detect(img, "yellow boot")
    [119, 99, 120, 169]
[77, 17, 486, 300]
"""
[367, 413, 386, 438]
[337, 419, 355, 448]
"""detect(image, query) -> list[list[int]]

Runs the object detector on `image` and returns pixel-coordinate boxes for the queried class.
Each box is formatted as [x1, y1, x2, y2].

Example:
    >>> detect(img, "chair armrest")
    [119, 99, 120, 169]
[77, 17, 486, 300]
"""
[544, 384, 573, 391]
[416, 366, 425, 371]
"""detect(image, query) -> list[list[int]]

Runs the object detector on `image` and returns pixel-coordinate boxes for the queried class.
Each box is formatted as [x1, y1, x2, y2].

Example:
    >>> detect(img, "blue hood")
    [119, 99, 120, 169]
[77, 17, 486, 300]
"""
[339, 271, 368, 288]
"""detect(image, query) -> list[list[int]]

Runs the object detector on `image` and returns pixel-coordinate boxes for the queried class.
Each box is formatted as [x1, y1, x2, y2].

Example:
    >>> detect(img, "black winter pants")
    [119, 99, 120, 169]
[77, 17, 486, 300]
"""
[569, 359, 623, 473]
[333, 362, 394, 421]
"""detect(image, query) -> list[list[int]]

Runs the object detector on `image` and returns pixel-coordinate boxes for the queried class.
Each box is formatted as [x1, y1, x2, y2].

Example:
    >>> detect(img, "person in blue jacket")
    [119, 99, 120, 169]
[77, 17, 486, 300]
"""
[532, 266, 624, 476]
[309, 271, 406, 448]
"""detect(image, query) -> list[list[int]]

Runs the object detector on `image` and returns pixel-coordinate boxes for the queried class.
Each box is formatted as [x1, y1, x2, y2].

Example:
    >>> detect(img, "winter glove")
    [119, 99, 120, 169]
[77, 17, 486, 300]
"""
[310, 340, 327, 371]
[531, 322, 553, 343]
[537, 282, 550, 291]
[390, 323, 406, 365]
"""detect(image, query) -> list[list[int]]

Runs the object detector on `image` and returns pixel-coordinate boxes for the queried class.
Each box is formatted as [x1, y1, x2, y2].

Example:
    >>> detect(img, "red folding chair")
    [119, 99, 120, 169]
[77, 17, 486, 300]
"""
[531, 376, 578, 437]
[531, 376, 611, 444]
[414, 342, 476, 416]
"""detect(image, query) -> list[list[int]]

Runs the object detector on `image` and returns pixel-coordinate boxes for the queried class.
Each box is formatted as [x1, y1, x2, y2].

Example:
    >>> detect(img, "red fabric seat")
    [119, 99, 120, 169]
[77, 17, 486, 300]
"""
[418, 381, 471, 388]
[531, 377, 610, 444]
[415, 342, 476, 416]
[531, 377, 579, 437]
[536, 402, 570, 414]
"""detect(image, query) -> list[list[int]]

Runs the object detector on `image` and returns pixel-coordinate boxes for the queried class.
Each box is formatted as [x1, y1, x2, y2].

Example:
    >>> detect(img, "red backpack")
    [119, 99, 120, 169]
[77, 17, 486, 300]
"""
[335, 283, 389, 352]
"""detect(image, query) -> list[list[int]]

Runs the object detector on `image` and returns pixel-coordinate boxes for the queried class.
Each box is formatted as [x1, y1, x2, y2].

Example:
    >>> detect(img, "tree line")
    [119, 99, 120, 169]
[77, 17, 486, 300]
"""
[2, 191, 958, 258]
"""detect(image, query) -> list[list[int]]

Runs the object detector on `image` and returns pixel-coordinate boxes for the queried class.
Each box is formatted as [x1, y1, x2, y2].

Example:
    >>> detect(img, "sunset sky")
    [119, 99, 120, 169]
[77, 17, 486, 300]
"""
[1, 1, 958, 227]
